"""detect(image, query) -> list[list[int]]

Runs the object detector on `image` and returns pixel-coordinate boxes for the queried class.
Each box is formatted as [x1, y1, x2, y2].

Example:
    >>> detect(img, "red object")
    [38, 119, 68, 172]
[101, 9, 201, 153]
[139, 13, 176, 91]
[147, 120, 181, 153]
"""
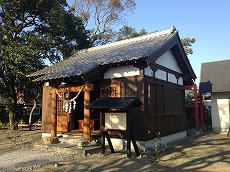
[185, 84, 204, 128]
[200, 94, 204, 128]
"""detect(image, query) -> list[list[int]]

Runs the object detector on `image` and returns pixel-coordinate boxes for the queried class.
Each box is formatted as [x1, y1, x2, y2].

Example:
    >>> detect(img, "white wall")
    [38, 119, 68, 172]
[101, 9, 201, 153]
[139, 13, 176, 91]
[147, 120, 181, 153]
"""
[211, 93, 230, 133]
[144, 50, 183, 85]
[103, 50, 183, 85]
[104, 65, 140, 79]
[155, 50, 182, 73]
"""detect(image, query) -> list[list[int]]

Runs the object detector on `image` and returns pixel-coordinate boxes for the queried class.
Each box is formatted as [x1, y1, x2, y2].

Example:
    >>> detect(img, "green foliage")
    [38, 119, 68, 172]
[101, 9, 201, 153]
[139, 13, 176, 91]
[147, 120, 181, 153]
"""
[116, 26, 196, 55]
[0, 122, 10, 129]
[0, 0, 91, 129]
[151, 132, 168, 163]
[181, 38, 196, 55]
[117, 25, 148, 41]
[185, 90, 194, 102]
[18, 119, 25, 125]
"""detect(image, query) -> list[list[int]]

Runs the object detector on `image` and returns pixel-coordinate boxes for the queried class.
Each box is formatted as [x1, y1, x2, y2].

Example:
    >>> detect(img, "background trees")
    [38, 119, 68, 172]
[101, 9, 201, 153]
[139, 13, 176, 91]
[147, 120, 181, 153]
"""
[0, 0, 196, 129]
[116, 25, 196, 55]
[71, 0, 136, 45]
[0, 0, 91, 129]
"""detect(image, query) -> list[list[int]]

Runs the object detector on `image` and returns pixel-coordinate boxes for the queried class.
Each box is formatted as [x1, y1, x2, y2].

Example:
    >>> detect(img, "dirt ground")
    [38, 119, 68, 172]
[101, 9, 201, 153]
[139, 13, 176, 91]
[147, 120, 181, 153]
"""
[0, 129, 230, 172]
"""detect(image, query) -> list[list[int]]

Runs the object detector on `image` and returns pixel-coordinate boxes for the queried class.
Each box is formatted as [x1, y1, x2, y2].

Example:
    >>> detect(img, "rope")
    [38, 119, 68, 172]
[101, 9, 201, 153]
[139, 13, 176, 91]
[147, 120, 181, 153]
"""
[55, 85, 85, 103]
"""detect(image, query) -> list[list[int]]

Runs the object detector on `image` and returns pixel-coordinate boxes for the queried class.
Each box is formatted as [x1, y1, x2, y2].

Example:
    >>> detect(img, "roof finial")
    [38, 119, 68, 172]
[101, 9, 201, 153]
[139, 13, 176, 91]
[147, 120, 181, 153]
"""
[170, 26, 177, 33]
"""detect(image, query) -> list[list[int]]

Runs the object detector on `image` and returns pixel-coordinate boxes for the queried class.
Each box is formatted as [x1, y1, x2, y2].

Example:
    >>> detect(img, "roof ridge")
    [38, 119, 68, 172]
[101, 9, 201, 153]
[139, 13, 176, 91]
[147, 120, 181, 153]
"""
[76, 26, 177, 54]
[202, 58, 230, 64]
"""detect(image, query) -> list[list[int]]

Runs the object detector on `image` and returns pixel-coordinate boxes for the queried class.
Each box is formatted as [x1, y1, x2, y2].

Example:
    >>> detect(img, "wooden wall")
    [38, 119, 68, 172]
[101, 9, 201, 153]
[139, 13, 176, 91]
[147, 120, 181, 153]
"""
[41, 73, 186, 140]
[101, 75, 186, 141]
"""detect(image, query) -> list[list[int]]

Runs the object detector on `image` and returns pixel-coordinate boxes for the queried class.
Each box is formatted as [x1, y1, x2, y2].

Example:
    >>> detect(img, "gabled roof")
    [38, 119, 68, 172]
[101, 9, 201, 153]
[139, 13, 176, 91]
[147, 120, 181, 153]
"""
[27, 26, 196, 84]
[85, 97, 143, 110]
[200, 59, 230, 92]
[200, 60, 230, 92]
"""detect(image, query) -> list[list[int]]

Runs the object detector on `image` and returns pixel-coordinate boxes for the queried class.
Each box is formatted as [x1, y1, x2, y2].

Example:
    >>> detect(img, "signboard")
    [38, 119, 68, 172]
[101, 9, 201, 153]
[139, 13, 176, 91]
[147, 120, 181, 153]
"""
[199, 81, 212, 93]
[105, 112, 126, 130]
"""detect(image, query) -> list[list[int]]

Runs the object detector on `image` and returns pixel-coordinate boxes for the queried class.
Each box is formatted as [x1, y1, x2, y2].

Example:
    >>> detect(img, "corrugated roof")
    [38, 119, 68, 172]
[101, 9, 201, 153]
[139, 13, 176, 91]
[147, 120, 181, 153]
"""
[28, 26, 192, 82]
[200, 59, 230, 92]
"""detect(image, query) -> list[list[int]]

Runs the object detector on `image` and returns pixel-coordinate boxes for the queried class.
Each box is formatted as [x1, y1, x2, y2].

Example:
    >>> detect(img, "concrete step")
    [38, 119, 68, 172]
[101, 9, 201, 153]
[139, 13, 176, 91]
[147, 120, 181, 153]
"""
[58, 136, 99, 147]
[33, 142, 102, 155]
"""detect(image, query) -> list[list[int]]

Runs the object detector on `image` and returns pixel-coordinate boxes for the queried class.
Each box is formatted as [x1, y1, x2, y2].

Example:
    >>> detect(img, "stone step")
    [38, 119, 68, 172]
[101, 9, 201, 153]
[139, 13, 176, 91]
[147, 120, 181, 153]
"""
[58, 136, 99, 147]
[33, 142, 102, 155]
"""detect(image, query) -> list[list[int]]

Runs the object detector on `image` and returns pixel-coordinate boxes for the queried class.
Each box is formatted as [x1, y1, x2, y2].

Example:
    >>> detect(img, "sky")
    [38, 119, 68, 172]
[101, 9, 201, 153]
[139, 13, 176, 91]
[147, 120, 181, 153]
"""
[68, 0, 230, 84]
[123, 0, 230, 83]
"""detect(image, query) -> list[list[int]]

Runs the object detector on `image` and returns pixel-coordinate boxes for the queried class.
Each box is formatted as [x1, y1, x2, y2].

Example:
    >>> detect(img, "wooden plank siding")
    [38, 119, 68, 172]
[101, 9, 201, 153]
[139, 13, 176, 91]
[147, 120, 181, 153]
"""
[144, 76, 186, 140]
[41, 73, 186, 140]
[99, 74, 186, 141]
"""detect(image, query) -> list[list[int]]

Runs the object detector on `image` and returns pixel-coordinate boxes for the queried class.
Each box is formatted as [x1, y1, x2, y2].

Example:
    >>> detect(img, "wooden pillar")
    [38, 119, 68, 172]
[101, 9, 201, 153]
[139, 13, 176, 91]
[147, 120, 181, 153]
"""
[194, 84, 199, 128]
[83, 85, 91, 141]
[200, 93, 204, 128]
[126, 111, 131, 158]
[51, 88, 57, 137]
[101, 112, 105, 154]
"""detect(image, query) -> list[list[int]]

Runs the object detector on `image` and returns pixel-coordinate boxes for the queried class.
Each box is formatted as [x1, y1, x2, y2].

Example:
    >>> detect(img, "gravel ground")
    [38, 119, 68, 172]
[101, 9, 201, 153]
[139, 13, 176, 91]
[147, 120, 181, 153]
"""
[0, 129, 74, 172]
[0, 129, 230, 172]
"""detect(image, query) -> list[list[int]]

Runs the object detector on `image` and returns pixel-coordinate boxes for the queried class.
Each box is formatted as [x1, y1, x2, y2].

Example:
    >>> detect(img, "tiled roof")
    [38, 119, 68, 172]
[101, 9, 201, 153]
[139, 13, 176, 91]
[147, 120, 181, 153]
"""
[28, 27, 192, 82]
[200, 59, 230, 92]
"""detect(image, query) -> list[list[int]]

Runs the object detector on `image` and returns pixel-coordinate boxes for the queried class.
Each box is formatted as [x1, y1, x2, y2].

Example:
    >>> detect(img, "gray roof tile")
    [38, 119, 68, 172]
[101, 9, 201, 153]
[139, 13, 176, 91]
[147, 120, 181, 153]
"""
[28, 27, 180, 82]
[200, 59, 230, 92]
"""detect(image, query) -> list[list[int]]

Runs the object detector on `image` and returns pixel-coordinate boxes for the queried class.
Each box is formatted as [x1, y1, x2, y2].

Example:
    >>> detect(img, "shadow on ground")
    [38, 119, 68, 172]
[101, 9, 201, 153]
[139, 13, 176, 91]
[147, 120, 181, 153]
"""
[31, 131, 230, 172]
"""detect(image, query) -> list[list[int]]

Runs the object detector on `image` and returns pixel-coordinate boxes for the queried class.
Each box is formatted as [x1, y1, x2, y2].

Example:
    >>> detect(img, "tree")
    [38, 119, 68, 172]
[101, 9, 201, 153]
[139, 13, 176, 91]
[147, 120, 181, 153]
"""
[181, 38, 196, 55]
[71, 0, 136, 45]
[117, 25, 147, 41]
[185, 90, 194, 102]
[0, 0, 91, 129]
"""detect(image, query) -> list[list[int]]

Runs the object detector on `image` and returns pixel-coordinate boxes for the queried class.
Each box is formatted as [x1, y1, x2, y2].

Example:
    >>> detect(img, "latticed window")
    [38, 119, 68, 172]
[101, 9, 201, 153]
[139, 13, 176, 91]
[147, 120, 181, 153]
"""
[57, 92, 68, 116]
[100, 83, 120, 98]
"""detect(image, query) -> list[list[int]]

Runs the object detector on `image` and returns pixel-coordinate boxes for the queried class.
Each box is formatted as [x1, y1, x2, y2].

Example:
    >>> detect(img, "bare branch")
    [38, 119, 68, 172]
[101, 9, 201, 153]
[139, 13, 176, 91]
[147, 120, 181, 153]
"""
[72, 0, 136, 44]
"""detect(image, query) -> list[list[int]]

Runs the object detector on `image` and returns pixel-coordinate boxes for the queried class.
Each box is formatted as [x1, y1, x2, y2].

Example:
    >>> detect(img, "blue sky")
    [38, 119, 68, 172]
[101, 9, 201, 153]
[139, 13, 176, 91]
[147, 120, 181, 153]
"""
[68, 0, 230, 83]
[123, 0, 230, 83]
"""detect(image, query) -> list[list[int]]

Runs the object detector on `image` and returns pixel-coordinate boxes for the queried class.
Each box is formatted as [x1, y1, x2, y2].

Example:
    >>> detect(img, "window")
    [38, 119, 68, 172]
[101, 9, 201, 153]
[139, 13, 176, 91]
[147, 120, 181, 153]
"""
[57, 92, 68, 116]
[100, 83, 120, 98]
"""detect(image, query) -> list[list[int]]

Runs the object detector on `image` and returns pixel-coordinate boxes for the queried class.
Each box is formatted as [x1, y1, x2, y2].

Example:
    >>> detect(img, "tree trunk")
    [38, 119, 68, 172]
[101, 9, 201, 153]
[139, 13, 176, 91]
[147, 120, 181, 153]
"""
[8, 101, 17, 130]
[28, 100, 37, 130]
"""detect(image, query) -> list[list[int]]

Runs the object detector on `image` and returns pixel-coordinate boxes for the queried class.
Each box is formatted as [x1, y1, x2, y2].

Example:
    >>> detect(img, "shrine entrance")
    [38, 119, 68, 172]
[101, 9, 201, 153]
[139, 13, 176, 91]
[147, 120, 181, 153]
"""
[47, 84, 95, 141]
[56, 91, 85, 132]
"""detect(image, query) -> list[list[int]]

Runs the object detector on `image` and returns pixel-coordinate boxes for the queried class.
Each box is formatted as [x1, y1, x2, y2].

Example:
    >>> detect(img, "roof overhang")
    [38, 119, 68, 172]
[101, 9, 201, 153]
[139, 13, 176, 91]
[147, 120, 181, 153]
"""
[85, 97, 143, 111]
[146, 32, 196, 85]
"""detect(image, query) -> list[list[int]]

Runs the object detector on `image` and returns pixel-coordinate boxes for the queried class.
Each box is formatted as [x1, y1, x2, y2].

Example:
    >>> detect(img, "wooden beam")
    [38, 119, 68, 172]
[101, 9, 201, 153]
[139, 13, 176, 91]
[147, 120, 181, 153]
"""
[49, 84, 94, 94]
[101, 112, 105, 154]
[105, 131, 115, 153]
[131, 130, 140, 157]
[51, 88, 57, 137]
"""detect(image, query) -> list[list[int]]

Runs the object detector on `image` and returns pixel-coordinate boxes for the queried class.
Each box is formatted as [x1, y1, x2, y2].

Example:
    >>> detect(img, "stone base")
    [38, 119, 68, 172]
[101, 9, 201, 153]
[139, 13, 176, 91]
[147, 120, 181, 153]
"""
[42, 137, 59, 144]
